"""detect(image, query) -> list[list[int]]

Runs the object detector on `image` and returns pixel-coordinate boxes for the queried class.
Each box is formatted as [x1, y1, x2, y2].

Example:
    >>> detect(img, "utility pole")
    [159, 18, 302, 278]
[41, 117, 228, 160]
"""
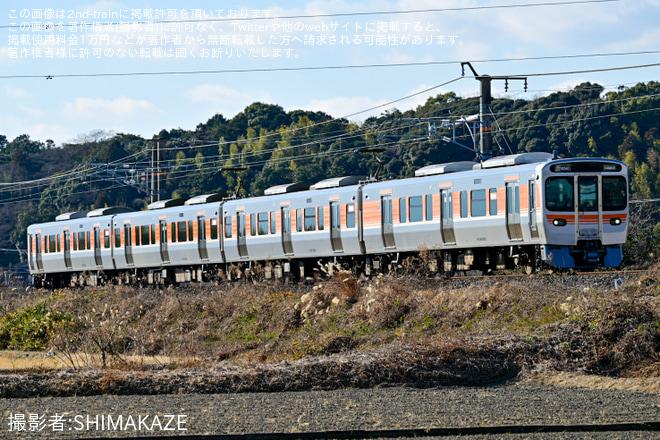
[150, 139, 164, 204]
[461, 62, 527, 160]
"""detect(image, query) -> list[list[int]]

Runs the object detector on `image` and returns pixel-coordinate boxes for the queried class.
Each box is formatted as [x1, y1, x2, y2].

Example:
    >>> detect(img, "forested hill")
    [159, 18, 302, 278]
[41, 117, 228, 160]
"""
[1, 81, 659, 266]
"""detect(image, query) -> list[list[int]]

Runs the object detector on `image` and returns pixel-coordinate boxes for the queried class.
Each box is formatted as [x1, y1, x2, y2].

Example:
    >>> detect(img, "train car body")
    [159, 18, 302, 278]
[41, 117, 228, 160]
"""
[27, 152, 629, 287]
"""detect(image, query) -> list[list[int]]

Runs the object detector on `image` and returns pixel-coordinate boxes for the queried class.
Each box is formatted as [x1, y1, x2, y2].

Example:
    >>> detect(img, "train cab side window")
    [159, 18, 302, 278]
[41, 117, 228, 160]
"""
[346, 204, 356, 228]
[409, 196, 423, 222]
[460, 191, 468, 218]
[603, 176, 627, 211]
[471, 189, 487, 217]
[225, 216, 233, 238]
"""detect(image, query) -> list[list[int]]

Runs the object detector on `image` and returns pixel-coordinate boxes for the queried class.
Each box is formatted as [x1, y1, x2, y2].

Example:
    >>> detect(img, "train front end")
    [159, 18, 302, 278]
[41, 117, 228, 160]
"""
[540, 158, 628, 269]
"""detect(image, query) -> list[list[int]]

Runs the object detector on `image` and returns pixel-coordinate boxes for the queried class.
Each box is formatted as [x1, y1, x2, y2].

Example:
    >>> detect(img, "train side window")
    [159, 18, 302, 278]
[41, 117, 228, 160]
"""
[49, 235, 56, 253]
[346, 204, 356, 228]
[176, 221, 185, 242]
[399, 198, 407, 223]
[270, 212, 277, 234]
[304, 208, 316, 231]
[489, 188, 498, 215]
[471, 189, 487, 217]
[225, 216, 233, 238]
[188, 220, 194, 241]
[297, 209, 303, 232]
[460, 191, 469, 218]
[78, 231, 86, 250]
[250, 213, 257, 236]
[318, 206, 325, 231]
[104, 230, 111, 249]
[409, 196, 423, 222]
[258, 212, 269, 235]
[170, 222, 177, 243]
[176, 221, 186, 242]
[140, 225, 149, 246]
[210, 218, 218, 240]
[87, 231, 91, 250]
[56, 234, 61, 252]
[114, 228, 121, 248]
[425, 194, 433, 221]
[135, 226, 141, 246]
[150, 225, 156, 244]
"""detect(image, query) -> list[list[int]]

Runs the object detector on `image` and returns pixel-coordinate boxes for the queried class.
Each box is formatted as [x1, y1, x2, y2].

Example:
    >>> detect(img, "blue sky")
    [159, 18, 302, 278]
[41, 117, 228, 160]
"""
[1, 0, 659, 146]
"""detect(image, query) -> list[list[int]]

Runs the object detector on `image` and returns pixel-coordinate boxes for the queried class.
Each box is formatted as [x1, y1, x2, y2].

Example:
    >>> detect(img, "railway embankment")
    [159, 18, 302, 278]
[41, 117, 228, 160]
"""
[0, 267, 658, 398]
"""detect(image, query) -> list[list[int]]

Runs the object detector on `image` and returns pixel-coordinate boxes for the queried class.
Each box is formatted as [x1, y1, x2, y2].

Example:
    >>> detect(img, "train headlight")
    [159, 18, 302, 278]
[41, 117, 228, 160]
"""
[610, 218, 622, 226]
[553, 218, 567, 227]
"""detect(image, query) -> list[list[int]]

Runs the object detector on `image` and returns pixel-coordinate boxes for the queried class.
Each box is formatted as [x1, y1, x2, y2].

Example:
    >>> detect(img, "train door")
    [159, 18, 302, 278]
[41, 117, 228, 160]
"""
[575, 175, 602, 241]
[381, 194, 395, 248]
[197, 216, 209, 260]
[94, 227, 103, 267]
[330, 201, 343, 252]
[35, 233, 43, 271]
[528, 180, 539, 239]
[159, 220, 170, 263]
[237, 211, 248, 258]
[281, 206, 293, 255]
[506, 181, 523, 240]
[63, 230, 72, 269]
[124, 224, 134, 265]
[440, 188, 456, 244]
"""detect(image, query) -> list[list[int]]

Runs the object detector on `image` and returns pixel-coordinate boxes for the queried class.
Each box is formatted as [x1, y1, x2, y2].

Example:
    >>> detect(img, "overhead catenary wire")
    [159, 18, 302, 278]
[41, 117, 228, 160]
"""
[1, 87, 659, 199]
[2, 52, 659, 80]
[1, 71, 658, 205]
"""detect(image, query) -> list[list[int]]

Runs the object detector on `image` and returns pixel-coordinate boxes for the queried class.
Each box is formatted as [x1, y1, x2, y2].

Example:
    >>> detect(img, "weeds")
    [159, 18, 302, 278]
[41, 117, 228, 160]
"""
[0, 265, 657, 381]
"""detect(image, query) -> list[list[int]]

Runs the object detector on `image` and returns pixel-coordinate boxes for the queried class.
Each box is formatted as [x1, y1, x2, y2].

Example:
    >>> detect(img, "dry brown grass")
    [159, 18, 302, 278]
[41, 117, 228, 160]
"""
[0, 264, 658, 389]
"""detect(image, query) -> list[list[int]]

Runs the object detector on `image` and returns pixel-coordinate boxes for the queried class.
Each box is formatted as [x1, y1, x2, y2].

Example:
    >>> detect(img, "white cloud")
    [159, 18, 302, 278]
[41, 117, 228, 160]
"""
[0, 47, 18, 65]
[183, 84, 272, 117]
[3, 86, 32, 99]
[18, 104, 45, 118]
[62, 96, 161, 121]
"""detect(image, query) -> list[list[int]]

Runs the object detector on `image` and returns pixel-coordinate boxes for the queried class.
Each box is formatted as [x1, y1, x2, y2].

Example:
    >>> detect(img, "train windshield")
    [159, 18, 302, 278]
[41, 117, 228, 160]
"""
[545, 176, 627, 212]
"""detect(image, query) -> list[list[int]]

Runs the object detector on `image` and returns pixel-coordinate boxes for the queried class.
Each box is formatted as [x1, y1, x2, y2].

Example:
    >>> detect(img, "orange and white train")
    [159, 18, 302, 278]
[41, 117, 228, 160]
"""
[27, 152, 629, 287]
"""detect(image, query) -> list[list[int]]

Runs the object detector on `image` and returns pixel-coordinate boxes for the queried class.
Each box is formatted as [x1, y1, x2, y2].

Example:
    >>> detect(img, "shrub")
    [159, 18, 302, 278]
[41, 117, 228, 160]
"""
[0, 302, 75, 351]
